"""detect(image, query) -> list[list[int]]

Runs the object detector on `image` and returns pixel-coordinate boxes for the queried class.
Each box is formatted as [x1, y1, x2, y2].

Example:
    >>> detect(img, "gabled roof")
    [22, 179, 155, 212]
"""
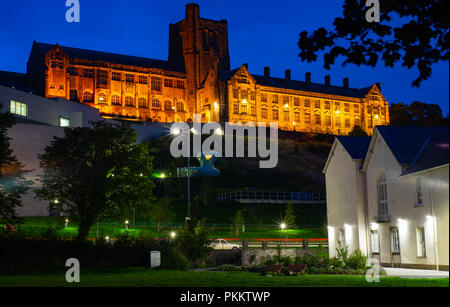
[32, 42, 185, 73]
[400, 128, 449, 176]
[336, 136, 371, 160]
[376, 126, 448, 165]
[219, 67, 374, 99]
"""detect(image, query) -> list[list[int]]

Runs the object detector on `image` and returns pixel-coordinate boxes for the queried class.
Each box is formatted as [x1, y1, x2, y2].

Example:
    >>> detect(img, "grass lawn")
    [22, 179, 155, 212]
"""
[15, 217, 327, 240]
[0, 268, 447, 287]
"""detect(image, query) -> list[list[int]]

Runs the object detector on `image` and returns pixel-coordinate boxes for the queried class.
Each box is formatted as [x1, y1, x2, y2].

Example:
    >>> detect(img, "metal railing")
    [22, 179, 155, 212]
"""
[217, 191, 326, 203]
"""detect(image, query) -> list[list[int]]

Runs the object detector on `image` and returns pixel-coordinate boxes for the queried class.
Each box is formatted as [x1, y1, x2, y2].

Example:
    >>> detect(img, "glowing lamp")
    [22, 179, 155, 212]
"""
[335, 110, 340, 114]
[283, 104, 289, 108]
[280, 223, 286, 230]
[171, 128, 181, 135]
[241, 99, 247, 104]
[170, 231, 176, 238]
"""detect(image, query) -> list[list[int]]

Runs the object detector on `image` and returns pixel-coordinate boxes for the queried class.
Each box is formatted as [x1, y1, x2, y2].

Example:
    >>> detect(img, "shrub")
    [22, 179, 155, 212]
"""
[346, 249, 367, 270]
[317, 268, 326, 274]
[217, 264, 242, 272]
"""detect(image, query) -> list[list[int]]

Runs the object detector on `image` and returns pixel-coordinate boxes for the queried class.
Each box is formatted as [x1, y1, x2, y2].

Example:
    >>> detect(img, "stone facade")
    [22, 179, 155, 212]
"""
[26, 3, 388, 135]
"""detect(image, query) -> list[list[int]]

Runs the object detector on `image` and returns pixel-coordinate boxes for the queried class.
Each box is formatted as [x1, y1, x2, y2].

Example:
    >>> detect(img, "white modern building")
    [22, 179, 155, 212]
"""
[324, 126, 449, 270]
[1, 83, 169, 216]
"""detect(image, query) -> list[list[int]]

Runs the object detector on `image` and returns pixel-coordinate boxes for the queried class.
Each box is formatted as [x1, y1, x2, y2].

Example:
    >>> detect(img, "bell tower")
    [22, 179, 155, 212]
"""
[169, 3, 230, 114]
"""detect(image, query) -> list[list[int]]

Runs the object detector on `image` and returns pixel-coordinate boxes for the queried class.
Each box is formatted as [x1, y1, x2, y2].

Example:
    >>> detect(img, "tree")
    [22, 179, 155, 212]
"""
[389, 103, 415, 126]
[36, 121, 155, 241]
[348, 125, 368, 136]
[284, 201, 297, 228]
[298, 0, 449, 87]
[152, 197, 174, 232]
[233, 209, 245, 236]
[389, 101, 447, 126]
[0, 105, 31, 225]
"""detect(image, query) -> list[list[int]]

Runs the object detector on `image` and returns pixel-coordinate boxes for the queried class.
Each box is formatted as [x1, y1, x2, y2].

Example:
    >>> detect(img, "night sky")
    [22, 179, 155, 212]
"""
[1, 0, 448, 114]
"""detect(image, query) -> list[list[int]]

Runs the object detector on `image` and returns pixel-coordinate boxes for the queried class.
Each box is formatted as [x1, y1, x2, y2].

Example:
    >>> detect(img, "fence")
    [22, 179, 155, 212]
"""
[216, 191, 326, 204]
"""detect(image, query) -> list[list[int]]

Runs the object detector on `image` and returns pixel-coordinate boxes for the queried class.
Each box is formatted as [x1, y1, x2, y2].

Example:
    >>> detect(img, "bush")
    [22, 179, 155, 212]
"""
[346, 249, 367, 270]
[217, 264, 242, 272]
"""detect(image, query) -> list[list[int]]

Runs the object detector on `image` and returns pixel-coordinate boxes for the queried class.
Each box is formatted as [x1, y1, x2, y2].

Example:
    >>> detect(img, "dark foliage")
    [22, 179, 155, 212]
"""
[298, 0, 449, 87]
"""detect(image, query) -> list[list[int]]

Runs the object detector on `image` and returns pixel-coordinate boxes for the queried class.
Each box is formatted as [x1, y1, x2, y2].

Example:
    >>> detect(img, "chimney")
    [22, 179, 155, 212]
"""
[285, 69, 291, 81]
[243, 63, 248, 69]
[305, 72, 311, 84]
[186, 3, 199, 19]
[264, 66, 270, 78]
[325, 75, 330, 87]
[343, 78, 349, 88]
[376, 82, 381, 91]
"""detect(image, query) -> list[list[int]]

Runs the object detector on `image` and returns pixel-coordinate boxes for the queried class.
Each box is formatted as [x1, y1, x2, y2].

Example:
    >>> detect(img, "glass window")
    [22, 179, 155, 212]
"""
[391, 228, 400, 254]
[67, 67, 78, 76]
[315, 100, 320, 109]
[304, 112, 311, 125]
[152, 77, 161, 91]
[294, 97, 300, 107]
[378, 173, 388, 221]
[176, 101, 184, 112]
[164, 79, 173, 88]
[97, 92, 107, 103]
[304, 99, 310, 108]
[83, 69, 94, 78]
[125, 74, 134, 83]
[315, 114, 321, 125]
[82, 91, 93, 103]
[415, 177, 423, 206]
[283, 110, 289, 121]
[138, 97, 148, 108]
[97, 70, 108, 85]
[10, 100, 28, 117]
[371, 230, 379, 253]
[138, 75, 148, 84]
[175, 80, 185, 89]
[272, 109, 279, 120]
[416, 227, 426, 257]
[125, 96, 134, 107]
[294, 112, 300, 122]
[152, 98, 160, 109]
[112, 72, 121, 81]
[261, 108, 268, 119]
[59, 116, 70, 127]
[164, 100, 172, 110]
[272, 94, 278, 103]
[111, 94, 121, 105]
[261, 93, 267, 102]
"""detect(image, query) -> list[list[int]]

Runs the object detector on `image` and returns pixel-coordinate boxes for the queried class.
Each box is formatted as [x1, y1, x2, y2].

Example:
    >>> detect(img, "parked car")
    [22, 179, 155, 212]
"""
[210, 239, 240, 250]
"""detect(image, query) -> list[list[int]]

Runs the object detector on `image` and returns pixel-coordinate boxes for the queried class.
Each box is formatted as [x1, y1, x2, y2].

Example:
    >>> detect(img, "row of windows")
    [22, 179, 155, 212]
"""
[370, 227, 426, 257]
[10, 100, 71, 128]
[67, 67, 185, 89]
[234, 90, 383, 114]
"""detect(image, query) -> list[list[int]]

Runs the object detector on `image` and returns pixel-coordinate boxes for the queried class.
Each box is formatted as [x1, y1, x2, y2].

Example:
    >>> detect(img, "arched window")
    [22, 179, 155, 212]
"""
[98, 92, 107, 103]
[82, 91, 93, 103]
[138, 97, 148, 108]
[176, 101, 184, 112]
[125, 96, 134, 107]
[69, 89, 78, 102]
[378, 173, 388, 221]
[152, 98, 160, 109]
[111, 94, 121, 105]
[164, 100, 172, 110]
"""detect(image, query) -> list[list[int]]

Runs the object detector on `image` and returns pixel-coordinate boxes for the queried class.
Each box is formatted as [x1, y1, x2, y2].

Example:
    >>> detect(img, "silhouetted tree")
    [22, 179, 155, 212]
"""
[298, 0, 449, 87]
[389, 101, 447, 126]
[37, 121, 154, 241]
[348, 125, 369, 136]
[0, 105, 31, 225]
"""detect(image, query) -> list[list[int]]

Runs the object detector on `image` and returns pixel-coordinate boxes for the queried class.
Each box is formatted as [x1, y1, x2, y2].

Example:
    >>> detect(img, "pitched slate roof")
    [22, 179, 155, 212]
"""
[337, 136, 371, 159]
[219, 68, 373, 99]
[376, 126, 449, 167]
[400, 128, 449, 176]
[33, 42, 185, 73]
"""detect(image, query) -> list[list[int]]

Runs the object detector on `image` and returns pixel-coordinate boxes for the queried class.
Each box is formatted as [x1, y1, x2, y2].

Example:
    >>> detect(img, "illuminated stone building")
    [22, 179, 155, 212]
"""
[25, 3, 388, 135]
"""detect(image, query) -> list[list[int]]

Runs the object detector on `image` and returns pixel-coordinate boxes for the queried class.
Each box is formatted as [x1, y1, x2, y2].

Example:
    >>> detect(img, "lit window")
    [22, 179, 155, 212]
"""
[111, 94, 121, 105]
[125, 96, 134, 107]
[176, 101, 184, 111]
[152, 77, 162, 91]
[378, 173, 388, 221]
[304, 112, 311, 125]
[294, 112, 300, 122]
[10, 100, 28, 117]
[391, 228, 400, 254]
[272, 94, 278, 104]
[261, 93, 267, 102]
[261, 108, 267, 119]
[138, 97, 148, 108]
[415, 177, 423, 206]
[59, 116, 70, 127]
[315, 100, 320, 109]
[98, 92, 107, 103]
[371, 230, 379, 253]
[294, 97, 300, 107]
[152, 98, 160, 109]
[416, 227, 426, 257]
[304, 99, 310, 108]
[315, 114, 321, 125]
[164, 100, 172, 110]
[272, 109, 279, 120]
[283, 110, 289, 121]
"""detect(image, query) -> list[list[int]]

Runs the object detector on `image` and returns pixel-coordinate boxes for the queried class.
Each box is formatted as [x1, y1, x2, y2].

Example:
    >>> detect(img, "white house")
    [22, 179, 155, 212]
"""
[324, 126, 449, 271]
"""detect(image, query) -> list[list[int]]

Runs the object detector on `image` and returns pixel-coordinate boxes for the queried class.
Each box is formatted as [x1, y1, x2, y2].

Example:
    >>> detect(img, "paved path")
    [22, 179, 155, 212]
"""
[384, 267, 449, 279]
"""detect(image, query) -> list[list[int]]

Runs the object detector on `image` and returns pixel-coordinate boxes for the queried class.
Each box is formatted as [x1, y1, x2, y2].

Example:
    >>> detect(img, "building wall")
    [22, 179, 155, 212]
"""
[41, 45, 189, 123]
[224, 66, 388, 135]
[365, 134, 449, 269]
[0, 85, 104, 127]
[325, 141, 366, 257]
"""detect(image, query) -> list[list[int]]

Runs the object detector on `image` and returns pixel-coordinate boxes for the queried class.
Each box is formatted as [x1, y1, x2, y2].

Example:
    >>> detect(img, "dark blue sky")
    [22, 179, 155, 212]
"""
[1, 0, 448, 114]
